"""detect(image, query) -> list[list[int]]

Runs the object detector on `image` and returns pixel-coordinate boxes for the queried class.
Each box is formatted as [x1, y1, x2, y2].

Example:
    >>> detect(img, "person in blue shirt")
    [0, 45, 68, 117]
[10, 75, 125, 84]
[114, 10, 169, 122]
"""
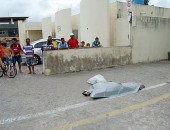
[58, 38, 68, 50]
[23, 38, 35, 74]
[92, 37, 102, 47]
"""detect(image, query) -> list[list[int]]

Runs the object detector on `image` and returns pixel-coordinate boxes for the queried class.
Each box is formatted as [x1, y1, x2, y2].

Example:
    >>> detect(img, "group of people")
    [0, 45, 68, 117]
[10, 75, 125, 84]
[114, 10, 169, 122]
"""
[0, 38, 35, 74]
[0, 33, 102, 75]
[41, 33, 102, 51]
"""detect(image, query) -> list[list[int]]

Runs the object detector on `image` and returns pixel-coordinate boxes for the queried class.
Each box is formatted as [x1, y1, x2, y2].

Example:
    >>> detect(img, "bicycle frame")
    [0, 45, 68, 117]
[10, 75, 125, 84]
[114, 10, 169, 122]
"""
[0, 57, 17, 78]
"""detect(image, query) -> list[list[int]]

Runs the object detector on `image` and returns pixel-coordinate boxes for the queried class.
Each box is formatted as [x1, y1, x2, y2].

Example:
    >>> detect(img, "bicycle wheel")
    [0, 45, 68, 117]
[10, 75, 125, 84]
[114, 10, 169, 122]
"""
[0, 67, 3, 77]
[3, 64, 8, 75]
[6, 65, 17, 78]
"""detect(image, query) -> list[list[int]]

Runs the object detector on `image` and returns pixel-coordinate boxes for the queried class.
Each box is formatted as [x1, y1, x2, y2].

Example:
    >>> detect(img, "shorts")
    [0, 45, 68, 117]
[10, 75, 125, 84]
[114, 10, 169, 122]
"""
[12, 56, 22, 64]
[2, 57, 12, 64]
[26, 58, 34, 66]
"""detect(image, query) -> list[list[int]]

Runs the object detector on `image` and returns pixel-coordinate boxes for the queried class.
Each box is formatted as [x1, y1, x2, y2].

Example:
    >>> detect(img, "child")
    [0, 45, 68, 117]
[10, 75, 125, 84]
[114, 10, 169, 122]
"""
[80, 41, 85, 48]
[86, 43, 91, 48]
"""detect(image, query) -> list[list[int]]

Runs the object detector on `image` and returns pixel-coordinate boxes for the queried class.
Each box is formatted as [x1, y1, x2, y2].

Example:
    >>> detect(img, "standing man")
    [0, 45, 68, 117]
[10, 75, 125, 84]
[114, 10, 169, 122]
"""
[10, 38, 23, 73]
[67, 33, 78, 49]
[23, 38, 35, 74]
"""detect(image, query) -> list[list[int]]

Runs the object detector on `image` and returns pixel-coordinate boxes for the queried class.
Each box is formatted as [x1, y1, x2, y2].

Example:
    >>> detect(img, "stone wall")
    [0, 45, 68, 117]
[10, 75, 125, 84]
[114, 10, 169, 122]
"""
[43, 47, 132, 75]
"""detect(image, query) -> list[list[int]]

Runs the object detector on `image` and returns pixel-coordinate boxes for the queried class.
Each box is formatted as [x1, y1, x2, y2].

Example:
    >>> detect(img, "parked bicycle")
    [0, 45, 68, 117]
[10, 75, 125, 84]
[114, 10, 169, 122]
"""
[0, 57, 17, 78]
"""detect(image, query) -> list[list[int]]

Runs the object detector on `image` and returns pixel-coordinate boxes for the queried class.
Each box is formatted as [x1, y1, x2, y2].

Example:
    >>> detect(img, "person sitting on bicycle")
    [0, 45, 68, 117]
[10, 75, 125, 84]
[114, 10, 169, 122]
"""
[1, 42, 14, 64]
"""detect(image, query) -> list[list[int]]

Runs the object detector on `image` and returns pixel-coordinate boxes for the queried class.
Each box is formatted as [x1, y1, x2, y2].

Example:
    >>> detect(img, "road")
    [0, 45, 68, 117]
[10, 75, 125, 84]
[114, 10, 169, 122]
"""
[0, 61, 170, 130]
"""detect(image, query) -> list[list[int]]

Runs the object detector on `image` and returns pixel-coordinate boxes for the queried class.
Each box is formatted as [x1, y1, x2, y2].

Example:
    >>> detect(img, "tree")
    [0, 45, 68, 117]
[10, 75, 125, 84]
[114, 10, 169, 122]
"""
[144, 0, 149, 5]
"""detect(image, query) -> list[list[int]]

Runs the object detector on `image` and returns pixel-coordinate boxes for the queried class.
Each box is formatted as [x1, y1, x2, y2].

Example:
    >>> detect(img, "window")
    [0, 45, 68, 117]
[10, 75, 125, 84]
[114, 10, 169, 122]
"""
[0, 30, 5, 35]
[34, 42, 46, 48]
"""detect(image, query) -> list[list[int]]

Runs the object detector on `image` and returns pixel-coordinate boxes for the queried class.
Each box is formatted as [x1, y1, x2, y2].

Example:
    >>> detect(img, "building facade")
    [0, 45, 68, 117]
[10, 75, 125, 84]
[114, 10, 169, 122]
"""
[0, 17, 28, 41]
[18, 1, 170, 64]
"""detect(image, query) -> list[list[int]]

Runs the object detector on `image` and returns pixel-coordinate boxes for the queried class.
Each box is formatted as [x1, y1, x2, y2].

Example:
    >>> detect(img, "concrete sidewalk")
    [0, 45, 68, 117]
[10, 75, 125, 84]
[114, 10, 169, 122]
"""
[0, 61, 170, 130]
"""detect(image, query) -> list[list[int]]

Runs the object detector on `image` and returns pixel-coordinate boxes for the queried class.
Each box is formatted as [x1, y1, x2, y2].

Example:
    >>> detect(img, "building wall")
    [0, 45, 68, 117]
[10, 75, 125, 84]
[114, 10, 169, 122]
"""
[80, 0, 110, 47]
[18, 21, 43, 45]
[25, 22, 42, 30]
[55, 8, 72, 40]
[27, 30, 42, 42]
[52, 22, 56, 38]
[18, 21, 26, 46]
[42, 17, 52, 39]
[131, 4, 170, 63]
[43, 47, 132, 75]
[110, 2, 130, 46]
[71, 14, 80, 41]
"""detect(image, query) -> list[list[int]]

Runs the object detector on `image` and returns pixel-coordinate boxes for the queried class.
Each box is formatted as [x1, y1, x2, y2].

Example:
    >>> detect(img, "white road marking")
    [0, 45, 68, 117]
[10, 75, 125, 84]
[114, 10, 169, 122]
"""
[0, 82, 169, 125]
[142, 82, 169, 91]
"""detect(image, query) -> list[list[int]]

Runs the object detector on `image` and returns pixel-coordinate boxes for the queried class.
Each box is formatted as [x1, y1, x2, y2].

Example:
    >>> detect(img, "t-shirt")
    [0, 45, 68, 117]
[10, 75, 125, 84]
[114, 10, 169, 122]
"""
[41, 44, 54, 51]
[58, 42, 68, 49]
[11, 43, 21, 55]
[92, 41, 101, 47]
[67, 38, 78, 49]
[23, 44, 34, 58]
[52, 41, 58, 49]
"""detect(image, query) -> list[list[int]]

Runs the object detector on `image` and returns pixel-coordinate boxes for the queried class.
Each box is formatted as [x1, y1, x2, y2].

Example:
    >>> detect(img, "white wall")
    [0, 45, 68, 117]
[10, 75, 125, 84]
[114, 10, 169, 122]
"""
[27, 30, 42, 42]
[18, 21, 26, 46]
[80, 0, 110, 47]
[131, 4, 170, 63]
[110, 2, 130, 46]
[55, 8, 72, 40]
[25, 22, 42, 30]
[71, 14, 80, 41]
[42, 17, 52, 39]
[52, 22, 56, 38]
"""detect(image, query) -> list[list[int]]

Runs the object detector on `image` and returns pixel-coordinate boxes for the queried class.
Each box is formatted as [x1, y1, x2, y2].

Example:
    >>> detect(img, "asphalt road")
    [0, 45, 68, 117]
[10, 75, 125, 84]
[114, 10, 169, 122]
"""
[0, 61, 170, 130]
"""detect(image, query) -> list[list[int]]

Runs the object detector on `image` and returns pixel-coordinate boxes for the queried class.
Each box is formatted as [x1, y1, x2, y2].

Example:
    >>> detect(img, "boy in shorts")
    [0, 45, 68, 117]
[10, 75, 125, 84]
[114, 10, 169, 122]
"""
[23, 38, 35, 74]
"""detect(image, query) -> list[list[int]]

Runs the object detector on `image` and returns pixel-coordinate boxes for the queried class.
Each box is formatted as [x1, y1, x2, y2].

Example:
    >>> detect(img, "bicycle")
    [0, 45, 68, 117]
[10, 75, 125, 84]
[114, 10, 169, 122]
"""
[0, 57, 17, 78]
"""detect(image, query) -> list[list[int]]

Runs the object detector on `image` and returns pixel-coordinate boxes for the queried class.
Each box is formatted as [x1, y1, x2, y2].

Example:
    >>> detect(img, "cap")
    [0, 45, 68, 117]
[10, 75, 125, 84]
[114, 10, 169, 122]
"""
[70, 33, 74, 36]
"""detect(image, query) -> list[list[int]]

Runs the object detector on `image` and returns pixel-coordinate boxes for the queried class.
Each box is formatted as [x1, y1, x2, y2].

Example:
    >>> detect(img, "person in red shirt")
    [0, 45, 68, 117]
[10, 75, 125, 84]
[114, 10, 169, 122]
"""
[67, 33, 78, 49]
[0, 42, 4, 68]
[10, 38, 23, 73]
